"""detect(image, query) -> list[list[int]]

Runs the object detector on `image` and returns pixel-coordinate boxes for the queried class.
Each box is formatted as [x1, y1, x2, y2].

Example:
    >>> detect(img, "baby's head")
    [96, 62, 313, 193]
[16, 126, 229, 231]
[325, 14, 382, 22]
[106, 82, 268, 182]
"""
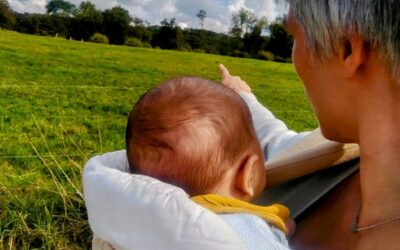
[126, 77, 266, 201]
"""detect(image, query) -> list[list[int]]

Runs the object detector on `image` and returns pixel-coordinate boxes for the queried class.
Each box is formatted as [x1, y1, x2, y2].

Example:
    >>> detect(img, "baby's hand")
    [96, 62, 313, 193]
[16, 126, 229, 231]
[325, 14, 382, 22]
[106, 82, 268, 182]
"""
[219, 64, 252, 93]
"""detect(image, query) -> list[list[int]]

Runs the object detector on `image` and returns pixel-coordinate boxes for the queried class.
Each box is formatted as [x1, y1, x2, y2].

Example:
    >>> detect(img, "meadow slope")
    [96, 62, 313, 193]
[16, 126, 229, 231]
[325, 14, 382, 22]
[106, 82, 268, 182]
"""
[0, 30, 317, 249]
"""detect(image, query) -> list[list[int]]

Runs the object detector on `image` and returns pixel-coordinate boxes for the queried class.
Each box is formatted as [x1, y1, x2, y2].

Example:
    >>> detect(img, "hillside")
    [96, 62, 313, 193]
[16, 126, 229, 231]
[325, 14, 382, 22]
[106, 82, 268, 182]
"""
[0, 30, 317, 248]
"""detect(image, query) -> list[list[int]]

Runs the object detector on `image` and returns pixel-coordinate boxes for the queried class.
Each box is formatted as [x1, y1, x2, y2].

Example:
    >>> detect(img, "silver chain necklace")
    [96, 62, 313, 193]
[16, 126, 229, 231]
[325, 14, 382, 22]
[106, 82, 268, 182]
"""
[352, 211, 400, 232]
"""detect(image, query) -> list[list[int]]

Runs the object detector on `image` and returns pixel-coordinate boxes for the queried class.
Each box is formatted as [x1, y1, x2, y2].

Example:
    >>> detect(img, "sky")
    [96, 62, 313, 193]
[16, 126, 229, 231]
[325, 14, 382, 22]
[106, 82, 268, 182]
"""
[9, 0, 287, 33]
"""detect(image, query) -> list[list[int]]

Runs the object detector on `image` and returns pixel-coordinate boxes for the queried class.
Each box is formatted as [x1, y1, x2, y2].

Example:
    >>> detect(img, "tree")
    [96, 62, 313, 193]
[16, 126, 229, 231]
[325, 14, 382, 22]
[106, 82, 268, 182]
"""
[103, 6, 132, 45]
[230, 8, 256, 38]
[74, 1, 100, 18]
[132, 17, 144, 26]
[228, 8, 261, 56]
[196, 9, 206, 29]
[152, 18, 187, 50]
[160, 17, 176, 28]
[46, 0, 76, 16]
[13, 12, 70, 36]
[0, 0, 15, 29]
[243, 17, 268, 56]
[266, 21, 293, 59]
[153, 18, 178, 49]
[71, 1, 103, 40]
[128, 17, 152, 44]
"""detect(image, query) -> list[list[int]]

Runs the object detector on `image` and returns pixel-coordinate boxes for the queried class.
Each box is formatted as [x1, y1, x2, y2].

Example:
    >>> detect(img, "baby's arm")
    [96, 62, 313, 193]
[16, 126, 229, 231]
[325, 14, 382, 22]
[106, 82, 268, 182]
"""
[219, 64, 310, 160]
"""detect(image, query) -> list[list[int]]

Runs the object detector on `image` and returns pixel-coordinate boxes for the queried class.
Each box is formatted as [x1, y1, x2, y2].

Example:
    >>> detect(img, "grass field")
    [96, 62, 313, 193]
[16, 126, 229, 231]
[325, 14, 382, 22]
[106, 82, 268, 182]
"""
[0, 30, 318, 249]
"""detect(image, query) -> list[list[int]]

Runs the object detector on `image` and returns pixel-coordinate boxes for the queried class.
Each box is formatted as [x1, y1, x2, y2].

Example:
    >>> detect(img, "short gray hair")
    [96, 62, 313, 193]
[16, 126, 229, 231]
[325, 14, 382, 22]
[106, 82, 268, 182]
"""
[285, 0, 400, 79]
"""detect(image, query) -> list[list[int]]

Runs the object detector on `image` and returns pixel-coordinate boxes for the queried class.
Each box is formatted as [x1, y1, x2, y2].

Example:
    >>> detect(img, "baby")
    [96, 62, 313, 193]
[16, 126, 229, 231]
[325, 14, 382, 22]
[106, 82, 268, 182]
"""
[126, 76, 293, 249]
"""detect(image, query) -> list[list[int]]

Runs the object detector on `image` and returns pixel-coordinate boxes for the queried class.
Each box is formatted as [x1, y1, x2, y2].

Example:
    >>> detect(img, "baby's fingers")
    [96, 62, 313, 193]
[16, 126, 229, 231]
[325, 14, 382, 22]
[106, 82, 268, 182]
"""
[218, 64, 231, 80]
[218, 64, 252, 93]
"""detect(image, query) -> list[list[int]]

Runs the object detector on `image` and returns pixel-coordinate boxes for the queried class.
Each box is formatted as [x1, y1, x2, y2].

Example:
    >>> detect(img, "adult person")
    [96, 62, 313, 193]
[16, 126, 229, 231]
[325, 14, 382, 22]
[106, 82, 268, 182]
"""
[267, 1, 399, 249]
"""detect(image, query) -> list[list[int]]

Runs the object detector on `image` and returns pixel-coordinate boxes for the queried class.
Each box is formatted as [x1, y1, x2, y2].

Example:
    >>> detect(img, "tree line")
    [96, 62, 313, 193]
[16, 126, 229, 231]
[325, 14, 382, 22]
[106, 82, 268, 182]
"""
[0, 0, 293, 62]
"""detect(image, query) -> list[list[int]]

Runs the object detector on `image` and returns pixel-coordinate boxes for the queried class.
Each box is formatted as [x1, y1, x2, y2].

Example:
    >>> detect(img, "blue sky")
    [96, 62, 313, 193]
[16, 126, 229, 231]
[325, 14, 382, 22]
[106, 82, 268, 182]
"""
[9, 0, 286, 33]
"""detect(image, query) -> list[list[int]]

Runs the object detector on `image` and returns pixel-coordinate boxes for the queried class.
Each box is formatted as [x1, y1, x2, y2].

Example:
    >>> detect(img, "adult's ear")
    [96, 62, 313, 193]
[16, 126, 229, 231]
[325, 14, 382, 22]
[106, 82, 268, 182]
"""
[235, 154, 259, 199]
[342, 36, 368, 78]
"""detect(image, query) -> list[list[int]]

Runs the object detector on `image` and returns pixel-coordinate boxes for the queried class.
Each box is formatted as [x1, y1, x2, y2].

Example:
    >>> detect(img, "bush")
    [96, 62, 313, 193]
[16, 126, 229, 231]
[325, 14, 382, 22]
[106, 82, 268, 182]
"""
[124, 37, 143, 47]
[285, 57, 293, 63]
[124, 38, 152, 48]
[231, 50, 252, 58]
[273, 55, 287, 63]
[258, 51, 274, 61]
[257, 51, 292, 63]
[193, 48, 205, 53]
[141, 42, 152, 48]
[89, 33, 109, 44]
[177, 44, 192, 52]
[0, 0, 16, 30]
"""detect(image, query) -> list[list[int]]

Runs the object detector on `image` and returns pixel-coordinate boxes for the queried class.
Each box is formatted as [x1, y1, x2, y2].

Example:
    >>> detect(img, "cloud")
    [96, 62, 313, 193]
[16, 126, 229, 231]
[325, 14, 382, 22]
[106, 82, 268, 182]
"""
[9, 0, 285, 33]
[10, 0, 47, 13]
[227, 0, 246, 13]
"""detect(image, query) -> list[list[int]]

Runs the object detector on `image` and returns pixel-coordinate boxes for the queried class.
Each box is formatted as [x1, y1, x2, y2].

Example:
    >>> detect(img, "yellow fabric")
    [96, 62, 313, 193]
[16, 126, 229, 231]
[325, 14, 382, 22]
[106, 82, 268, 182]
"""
[191, 194, 290, 234]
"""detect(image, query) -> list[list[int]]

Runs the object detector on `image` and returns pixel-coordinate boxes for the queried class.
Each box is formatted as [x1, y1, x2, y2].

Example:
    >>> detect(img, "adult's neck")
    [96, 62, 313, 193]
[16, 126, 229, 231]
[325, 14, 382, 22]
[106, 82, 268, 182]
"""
[356, 73, 400, 227]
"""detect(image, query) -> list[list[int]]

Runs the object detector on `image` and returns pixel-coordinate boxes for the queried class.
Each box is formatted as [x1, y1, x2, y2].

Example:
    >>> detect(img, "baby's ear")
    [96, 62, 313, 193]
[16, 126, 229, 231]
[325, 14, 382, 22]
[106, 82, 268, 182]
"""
[235, 154, 259, 199]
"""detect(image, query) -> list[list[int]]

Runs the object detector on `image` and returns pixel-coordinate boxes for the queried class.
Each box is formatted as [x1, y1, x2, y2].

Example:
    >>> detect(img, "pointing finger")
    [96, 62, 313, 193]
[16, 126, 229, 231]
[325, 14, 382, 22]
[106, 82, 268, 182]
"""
[218, 64, 231, 80]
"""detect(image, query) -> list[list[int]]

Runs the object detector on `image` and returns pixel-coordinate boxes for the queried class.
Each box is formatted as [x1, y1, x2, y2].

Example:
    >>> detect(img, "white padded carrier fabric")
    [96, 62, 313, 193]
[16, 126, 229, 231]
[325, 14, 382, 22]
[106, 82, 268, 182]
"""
[84, 150, 246, 250]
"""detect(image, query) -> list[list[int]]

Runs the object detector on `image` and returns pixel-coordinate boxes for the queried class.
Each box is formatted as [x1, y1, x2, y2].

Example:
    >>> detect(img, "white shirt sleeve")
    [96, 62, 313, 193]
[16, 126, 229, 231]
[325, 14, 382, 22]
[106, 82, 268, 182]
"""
[239, 92, 311, 160]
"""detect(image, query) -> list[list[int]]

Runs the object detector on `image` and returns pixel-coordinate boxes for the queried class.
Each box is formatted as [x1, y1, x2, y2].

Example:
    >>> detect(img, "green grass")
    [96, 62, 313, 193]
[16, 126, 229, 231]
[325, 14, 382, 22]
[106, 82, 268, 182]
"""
[0, 30, 318, 249]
